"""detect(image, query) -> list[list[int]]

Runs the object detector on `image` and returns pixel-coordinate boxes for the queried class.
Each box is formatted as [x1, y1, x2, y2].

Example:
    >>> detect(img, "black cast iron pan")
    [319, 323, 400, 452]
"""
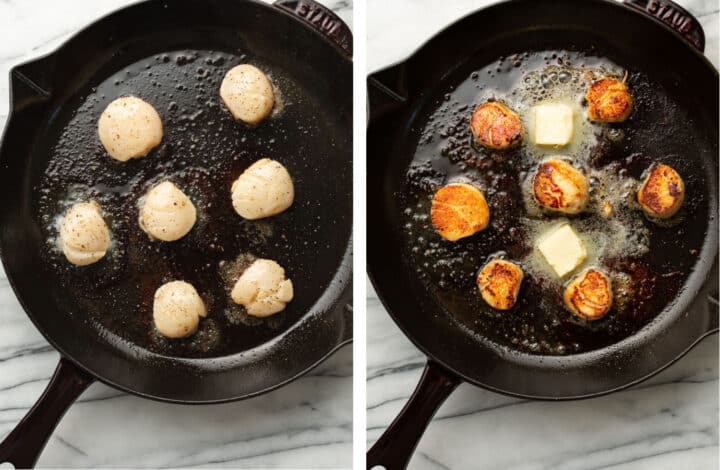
[0, 0, 352, 467]
[366, 0, 717, 468]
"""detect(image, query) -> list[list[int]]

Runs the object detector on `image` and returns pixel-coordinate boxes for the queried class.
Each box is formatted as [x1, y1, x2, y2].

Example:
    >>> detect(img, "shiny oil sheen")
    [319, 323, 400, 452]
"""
[400, 50, 710, 355]
[36, 49, 346, 358]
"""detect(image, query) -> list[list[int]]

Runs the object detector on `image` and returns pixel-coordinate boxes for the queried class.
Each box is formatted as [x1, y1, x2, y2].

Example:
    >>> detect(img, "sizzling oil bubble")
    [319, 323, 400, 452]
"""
[401, 50, 708, 355]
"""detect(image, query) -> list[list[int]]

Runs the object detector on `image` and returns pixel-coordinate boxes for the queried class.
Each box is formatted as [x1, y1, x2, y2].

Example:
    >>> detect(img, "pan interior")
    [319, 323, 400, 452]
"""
[399, 49, 713, 355]
[36, 47, 348, 359]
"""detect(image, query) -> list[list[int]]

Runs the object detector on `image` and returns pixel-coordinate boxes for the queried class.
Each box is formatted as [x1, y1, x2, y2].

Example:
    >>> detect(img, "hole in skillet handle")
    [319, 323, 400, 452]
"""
[0, 358, 93, 468]
[273, 0, 353, 58]
[624, 0, 705, 51]
[367, 361, 461, 470]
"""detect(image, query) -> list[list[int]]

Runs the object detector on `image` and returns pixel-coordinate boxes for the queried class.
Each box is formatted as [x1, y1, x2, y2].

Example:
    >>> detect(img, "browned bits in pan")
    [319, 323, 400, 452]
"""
[430, 183, 490, 242]
[564, 268, 613, 321]
[532, 159, 589, 214]
[637, 163, 685, 219]
[585, 75, 633, 123]
[476, 259, 524, 310]
[469, 101, 523, 149]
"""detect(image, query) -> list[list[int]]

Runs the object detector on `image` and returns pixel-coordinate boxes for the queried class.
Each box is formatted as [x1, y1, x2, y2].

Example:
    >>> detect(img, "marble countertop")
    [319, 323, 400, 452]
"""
[0, 1, 352, 468]
[366, 1, 719, 469]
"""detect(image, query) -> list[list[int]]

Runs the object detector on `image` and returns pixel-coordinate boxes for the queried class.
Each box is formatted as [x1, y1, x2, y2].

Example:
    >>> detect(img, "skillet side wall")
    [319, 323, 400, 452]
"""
[367, 0, 718, 399]
[0, 0, 352, 403]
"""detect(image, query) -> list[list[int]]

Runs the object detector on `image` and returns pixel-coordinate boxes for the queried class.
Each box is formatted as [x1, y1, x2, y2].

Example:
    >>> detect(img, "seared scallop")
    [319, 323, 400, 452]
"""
[476, 259, 524, 310]
[98, 96, 163, 162]
[564, 268, 613, 321]
[469, 101, 523, 149]
[586, 75, 633, 123]
[220, 64, 275, 125]
[637, 163, 685, 219]
[532, 159, 589, 214]
[430, 183, 490, 242]
[153, 281, 207, 338]
[59, 201, 111, 266]
[231, 259, 294, 317]
[231, 158, 294, 220]
[139, 181, 197, 241]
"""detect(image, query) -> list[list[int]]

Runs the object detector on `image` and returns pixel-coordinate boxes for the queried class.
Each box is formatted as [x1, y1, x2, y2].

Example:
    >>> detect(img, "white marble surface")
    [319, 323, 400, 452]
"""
[0, 1, 352, 468]
[367, 1, 719, 469]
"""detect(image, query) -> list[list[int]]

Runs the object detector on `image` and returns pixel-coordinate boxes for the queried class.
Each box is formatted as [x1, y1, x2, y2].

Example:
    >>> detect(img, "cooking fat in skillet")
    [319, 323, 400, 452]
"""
[37, 50, 346, 358]
[401, 50, 709, 355]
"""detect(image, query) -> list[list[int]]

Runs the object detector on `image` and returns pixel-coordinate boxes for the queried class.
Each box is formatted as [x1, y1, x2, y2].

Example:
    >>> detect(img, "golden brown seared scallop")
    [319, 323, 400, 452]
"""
[586, 75, 633, 123]
[476, 259, 524, 310]
[564, 268, 613, 321]
[532, 159, 589, 214]
[469, 101, 523, 150]
[637, 163, 685, 219]
[430, 183, 490, 242]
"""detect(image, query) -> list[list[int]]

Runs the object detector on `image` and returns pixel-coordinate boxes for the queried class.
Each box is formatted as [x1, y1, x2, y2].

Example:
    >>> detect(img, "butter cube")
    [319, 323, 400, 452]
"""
[533, 103, 574, 146]
[536, 223, 586, 277]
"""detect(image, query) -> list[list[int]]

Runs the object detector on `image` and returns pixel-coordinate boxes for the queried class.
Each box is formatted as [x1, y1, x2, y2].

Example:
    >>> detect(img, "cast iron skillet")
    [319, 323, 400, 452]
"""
[0, 0, 352, 467]
[366, 0, 717, 468]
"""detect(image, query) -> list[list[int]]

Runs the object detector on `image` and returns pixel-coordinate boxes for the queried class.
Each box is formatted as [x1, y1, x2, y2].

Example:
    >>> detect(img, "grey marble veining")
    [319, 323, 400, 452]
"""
[367, 0, 719, 469]
[0, 1, 352, 468]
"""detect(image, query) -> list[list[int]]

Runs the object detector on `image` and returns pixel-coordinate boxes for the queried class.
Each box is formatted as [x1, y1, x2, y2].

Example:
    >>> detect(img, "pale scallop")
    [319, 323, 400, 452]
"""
[153, 281, 207, 338]
[231, 158, 294, 220]
[220, 64, 275, 125]
[98, 96, 163, 162]
[139, 181, 197, 241]
[231, 259, 294, 317]
[59, 201, 111, 266]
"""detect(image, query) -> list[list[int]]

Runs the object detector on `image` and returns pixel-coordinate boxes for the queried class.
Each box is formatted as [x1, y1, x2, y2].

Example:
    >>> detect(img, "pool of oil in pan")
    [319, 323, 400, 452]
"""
[37, 49, 344, 358]
[401, 50, 709, 355]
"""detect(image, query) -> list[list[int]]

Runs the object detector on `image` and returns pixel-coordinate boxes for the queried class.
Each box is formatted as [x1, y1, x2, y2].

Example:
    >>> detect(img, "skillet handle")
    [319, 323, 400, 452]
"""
[624, 0, 705, 51]
[367, 361, 461, 470]
[273, 0, 352, 58]
[0, 358, 93, 468]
